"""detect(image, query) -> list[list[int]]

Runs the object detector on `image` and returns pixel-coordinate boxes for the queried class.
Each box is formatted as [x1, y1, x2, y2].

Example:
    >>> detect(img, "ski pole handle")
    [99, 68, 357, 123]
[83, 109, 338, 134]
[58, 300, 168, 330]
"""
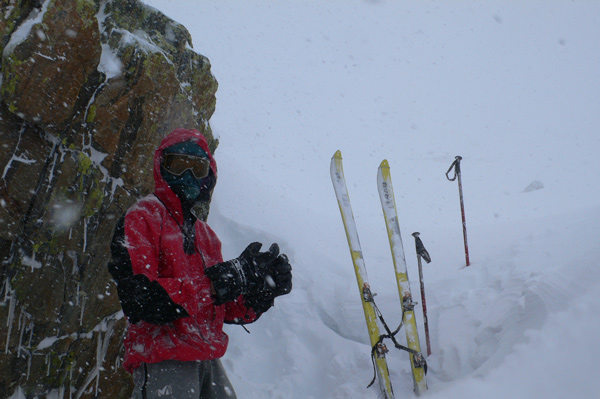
[412, 232, 431, 264]
[445, 156, 462, 181]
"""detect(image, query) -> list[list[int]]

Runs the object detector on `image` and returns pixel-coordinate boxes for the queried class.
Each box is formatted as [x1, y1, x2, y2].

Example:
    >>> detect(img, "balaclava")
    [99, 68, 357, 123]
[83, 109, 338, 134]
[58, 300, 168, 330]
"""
[160, 140, 216, 205]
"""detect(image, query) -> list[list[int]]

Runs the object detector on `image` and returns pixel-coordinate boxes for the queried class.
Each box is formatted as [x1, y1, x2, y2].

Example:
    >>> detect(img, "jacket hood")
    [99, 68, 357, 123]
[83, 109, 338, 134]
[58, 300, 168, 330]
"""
[153, 128, 217, 221]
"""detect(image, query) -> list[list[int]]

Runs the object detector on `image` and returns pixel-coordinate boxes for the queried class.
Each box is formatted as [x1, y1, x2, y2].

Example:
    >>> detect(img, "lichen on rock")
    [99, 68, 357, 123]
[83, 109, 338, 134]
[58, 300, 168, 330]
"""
[0, 0, 219, 397]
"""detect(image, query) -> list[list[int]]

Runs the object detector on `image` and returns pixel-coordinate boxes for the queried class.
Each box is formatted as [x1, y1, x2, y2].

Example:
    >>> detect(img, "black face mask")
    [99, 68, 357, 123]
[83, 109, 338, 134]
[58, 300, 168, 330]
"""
[161, 167, 216, 206]
[195, 169, 217, 203]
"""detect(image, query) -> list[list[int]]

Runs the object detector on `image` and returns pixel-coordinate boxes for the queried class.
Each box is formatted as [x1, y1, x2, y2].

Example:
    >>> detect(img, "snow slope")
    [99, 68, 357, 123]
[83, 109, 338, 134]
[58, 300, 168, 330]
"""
[142, 1, 600, 398]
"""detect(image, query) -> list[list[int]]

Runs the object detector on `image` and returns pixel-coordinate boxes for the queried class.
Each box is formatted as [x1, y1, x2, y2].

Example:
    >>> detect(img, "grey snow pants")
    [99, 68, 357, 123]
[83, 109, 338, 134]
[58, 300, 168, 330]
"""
[131, 359, 237, 399]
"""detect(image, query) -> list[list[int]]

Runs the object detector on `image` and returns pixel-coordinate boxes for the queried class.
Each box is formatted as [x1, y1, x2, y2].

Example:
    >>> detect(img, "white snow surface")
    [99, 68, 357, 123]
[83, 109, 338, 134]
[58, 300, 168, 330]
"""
[138, 1, 600, 398]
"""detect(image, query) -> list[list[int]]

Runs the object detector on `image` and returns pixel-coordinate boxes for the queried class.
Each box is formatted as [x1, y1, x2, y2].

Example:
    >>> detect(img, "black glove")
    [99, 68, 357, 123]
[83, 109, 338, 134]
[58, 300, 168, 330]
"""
[246, 244, 292, 299]
[244, 252, 292, 313]
[263, 253, 293, 297]
[205, 242, 281, 305]
[116, 274, 190, 325]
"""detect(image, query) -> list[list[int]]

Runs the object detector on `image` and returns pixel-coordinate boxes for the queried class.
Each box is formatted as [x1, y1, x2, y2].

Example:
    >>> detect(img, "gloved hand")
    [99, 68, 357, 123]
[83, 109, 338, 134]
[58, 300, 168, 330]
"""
[262, 252, 293, 297]
[205, 242, 283, 305]
[244, 252, 292, 313]
[116, 274, 189, 325]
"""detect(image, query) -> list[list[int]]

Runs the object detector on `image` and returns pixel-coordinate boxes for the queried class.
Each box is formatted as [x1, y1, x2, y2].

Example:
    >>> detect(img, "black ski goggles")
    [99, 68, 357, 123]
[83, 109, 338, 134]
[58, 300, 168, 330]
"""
[162, 153, 211, 179]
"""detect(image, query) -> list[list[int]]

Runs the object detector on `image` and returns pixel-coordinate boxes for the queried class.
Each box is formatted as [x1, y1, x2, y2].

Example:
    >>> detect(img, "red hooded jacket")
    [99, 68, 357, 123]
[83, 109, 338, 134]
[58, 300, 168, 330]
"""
[108, 128, 258, 373]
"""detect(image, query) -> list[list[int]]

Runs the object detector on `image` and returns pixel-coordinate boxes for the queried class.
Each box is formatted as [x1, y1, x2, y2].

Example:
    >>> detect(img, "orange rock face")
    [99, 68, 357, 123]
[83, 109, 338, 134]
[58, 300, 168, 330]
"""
[0, 1, 219, 397]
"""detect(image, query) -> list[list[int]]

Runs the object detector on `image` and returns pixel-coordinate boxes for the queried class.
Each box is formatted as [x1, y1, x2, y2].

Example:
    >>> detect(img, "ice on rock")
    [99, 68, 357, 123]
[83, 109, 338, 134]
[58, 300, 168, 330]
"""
[51, 200, 82, 231]
[8, 386, 26, 399]
[98, 43, 123, 80]
[37, 336, 60, 351]
[2, 0, 51, 58]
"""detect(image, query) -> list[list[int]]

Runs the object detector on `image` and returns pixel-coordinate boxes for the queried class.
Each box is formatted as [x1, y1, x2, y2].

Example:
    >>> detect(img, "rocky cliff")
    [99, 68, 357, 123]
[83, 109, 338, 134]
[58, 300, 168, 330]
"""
[0, 0, 218, 397]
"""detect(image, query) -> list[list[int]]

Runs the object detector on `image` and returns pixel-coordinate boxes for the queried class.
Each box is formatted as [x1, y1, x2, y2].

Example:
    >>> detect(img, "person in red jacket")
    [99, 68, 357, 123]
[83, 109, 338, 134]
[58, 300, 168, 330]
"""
[108, 128, 292, 399]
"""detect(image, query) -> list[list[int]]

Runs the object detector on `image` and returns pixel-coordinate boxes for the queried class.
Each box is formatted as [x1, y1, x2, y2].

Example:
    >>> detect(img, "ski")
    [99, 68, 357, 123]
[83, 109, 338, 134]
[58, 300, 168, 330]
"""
[330, 151, 395, 399]
[377, 160, 428, 395]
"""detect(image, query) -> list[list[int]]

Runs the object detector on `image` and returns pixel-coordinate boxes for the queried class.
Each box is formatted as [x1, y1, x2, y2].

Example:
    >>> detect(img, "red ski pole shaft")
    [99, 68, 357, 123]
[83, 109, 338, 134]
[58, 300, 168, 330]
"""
[456, 166, 470, 266]
[446, 156, 470, 267]
[412, 232, 431, 356]
[417, 256, 431, 356]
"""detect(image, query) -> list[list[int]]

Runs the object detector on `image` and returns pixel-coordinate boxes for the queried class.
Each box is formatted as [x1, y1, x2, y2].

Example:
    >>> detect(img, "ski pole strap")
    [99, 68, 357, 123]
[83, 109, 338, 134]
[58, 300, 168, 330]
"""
[446, 155, 462, 181]
[368, 336, 389, 388]
[374, 302, 426, 366]
[367, 299, 428, 388]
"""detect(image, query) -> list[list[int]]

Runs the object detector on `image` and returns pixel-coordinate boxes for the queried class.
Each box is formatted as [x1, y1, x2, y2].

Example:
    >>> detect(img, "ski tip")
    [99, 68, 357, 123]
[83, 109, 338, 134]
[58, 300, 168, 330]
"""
[333, 150, 342, 159]
[379, 159, 390, 169]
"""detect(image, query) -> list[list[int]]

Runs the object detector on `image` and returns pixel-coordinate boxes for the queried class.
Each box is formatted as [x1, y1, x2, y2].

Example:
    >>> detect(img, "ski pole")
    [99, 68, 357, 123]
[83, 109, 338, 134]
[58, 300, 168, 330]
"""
[412, 232, 431, 357]
[445, 156, 470, 267]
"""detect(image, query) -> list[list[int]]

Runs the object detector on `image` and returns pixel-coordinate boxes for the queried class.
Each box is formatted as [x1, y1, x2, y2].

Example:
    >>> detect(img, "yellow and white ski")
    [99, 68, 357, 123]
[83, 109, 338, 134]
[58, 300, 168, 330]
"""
[378, 160, 428, 395]
[330, 151, 394, 399]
